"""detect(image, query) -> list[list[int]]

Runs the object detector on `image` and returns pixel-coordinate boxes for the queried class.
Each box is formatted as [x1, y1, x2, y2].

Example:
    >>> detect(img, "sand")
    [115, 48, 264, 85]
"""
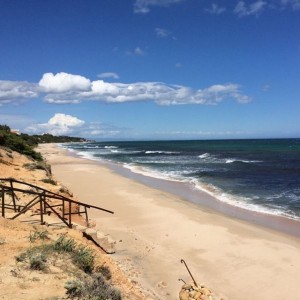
[0, 146, 145, 300]
[38, 143, 300, 300]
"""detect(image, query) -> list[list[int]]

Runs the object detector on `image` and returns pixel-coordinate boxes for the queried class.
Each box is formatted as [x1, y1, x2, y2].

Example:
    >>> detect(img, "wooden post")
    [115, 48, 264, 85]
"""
[68, 201, 72, 228]
[62, 199, 65, 219]
[39, 195, 44, 225]
[1, 187, 5, 218]
[84, 206, 89, 227]
[43, 191, 47, 214]
[9, 179, 17, 212]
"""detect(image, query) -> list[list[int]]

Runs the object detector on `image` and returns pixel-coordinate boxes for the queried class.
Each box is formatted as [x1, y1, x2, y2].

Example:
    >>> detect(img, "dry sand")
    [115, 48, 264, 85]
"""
[39, 143, 300, 300]
[0, 146, 145, 300]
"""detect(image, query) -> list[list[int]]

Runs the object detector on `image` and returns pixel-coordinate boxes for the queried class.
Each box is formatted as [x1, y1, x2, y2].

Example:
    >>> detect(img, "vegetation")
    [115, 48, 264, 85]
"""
[0, 124, 86, 160]
[65, 273, 122, 300]
[15, 233, 121, 299]
[40, 178, 57, 185]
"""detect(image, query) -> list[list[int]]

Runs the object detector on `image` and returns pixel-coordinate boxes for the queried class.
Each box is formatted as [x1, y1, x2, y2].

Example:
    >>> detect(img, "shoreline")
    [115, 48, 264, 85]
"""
[66, 145, 300, 238]
[38, 143, 300, 300]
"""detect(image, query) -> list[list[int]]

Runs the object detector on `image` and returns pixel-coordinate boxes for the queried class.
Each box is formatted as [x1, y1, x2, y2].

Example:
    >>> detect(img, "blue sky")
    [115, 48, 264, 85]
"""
[0, 0, 299, 140]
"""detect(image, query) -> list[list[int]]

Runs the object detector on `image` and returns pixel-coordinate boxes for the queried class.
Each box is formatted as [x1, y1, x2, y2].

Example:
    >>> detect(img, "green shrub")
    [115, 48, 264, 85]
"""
[29, 252, 47, 271]
[65, 274, 122, 300]
[29, 229, 49, 243]
[23, 162, 52, 175]
[97, 265, 112, 280]
[52, 236, 76, 253]
[40, 178, 57, 185]
[73, 246, 95, 274]
[64, 279, 85, 298]
[15, 252, 27, 262]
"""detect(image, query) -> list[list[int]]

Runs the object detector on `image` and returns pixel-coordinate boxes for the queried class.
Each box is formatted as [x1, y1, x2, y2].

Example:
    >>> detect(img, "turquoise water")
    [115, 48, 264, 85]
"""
[64, 139, 300, 220]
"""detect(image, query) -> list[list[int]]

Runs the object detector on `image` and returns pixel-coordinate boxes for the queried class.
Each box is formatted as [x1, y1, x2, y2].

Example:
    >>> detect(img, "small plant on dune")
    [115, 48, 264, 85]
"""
[29, 252, 47, 271]
[65, 273, 122, 300]
[64, 279, 85, 298]
[23, 162, 52, 176]
[52, 236, 77, 253]
[16, 248, 48, 272]
[96, 265, 112, 280]
[29, 228, 49, 243]
[51, 236, 94, 273]
[40, 178, 57, 185]
[72, 245, 95, 274]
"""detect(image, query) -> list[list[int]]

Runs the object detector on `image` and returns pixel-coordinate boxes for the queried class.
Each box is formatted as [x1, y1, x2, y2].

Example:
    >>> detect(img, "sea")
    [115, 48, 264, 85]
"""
[62, 139, 300, 221]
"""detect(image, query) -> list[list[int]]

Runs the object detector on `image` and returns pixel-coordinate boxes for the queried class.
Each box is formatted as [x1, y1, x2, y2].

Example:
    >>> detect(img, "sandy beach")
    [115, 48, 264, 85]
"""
[38, 143, 300, 300]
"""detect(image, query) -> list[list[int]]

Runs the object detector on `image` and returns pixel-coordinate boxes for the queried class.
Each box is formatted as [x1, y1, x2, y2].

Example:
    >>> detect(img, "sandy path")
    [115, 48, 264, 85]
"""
[38, 143, 300, 300]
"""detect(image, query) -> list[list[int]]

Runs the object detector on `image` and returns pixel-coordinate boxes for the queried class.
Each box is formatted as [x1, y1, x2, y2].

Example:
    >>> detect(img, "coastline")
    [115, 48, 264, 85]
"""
[38, 143, 300, 300]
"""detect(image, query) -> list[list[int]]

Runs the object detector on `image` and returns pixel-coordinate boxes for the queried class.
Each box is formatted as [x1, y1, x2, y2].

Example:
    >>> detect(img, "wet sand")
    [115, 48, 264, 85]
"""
[38, 143, 300, 300]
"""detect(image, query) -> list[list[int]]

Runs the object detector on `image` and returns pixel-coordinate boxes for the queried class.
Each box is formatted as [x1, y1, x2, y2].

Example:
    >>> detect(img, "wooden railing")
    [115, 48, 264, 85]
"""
[0, 178, 113, 228]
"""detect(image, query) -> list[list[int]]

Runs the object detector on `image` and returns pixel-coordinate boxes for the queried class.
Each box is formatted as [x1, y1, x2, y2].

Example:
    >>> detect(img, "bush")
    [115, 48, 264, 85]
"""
[65, 273, 122, 300]
[29, 229, 49, 243]
[52, 236, 94, 273]
[40, 178, 57, 185]
[96, 265, 112, 280]
[29, 253, 47, 271]
[23, 162, 52, 175]
[73, 246, 95, 274]
[52, 236, 76, 253]
[64, 279, 85, 298]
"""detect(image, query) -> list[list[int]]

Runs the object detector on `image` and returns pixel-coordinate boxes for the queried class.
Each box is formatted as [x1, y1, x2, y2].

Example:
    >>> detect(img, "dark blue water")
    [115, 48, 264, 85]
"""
[63, 139, 300, 220]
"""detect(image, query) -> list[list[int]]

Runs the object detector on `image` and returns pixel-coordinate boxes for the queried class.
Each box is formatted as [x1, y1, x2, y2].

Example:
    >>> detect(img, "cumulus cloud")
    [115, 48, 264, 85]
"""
[39, 72, 91, 93]
[205, 3, 226, 14]
[43, 79, 251, 105]
[0, 80, 38, 105]
[26, 114, 121, 138]
[1, 72, 251, 106]
[234, 0, 267, 17]
[97, 72, 120, 79]
[134, 0, 185, 13]
[26, 113, 85, 136]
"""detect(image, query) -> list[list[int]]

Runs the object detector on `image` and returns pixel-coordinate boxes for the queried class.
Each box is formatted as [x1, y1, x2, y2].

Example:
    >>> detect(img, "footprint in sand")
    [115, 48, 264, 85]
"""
[157, 281, 168, 288]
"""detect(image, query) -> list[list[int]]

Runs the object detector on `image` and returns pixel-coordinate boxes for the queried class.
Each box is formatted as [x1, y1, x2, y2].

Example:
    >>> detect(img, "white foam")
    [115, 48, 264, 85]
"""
[145, 151, 179, 154]
[198, 153, 210, 159]
[192, 179, 300, 220]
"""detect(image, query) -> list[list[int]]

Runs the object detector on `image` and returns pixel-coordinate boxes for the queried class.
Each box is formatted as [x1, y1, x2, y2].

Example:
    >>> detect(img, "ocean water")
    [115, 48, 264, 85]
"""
[63, 139, 300, 220]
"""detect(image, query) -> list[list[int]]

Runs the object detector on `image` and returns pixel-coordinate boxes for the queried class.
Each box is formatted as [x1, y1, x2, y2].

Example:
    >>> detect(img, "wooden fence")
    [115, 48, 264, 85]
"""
[0, 178, 113, 228]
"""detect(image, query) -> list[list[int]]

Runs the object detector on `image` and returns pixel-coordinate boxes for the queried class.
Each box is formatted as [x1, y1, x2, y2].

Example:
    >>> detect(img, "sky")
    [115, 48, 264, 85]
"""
[0, 0, 299, 140]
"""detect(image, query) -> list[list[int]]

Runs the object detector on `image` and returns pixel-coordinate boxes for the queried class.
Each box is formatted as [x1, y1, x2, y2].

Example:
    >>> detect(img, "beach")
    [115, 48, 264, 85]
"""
[39, 143, 300, 300]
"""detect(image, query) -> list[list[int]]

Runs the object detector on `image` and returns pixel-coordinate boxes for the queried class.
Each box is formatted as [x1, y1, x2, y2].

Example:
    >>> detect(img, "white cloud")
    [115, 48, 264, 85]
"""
[44, 78, 251, 105]
[39, 72, 91, 93]
[26, 113, 85, 136]
[1, 72, 251, 107]
[205, 3, 226, 14]
[134, 0, 185, 13]
[26, 114, 122, 138]
[97, 72, 120, 79]
[0, 80, 38, 105]
[155, 27, 171, 37]
[234, 0, 267, 17]
[175, 62, 183, 68]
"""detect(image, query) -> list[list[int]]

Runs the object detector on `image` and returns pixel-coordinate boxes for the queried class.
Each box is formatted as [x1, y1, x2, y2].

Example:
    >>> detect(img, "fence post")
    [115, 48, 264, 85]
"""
[9, 179, 17, 212]
[68, 201, 72, 228]
[39, 195, 44, 224]
[1, 187, 5, 218]
[62, 199, 65, 219]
